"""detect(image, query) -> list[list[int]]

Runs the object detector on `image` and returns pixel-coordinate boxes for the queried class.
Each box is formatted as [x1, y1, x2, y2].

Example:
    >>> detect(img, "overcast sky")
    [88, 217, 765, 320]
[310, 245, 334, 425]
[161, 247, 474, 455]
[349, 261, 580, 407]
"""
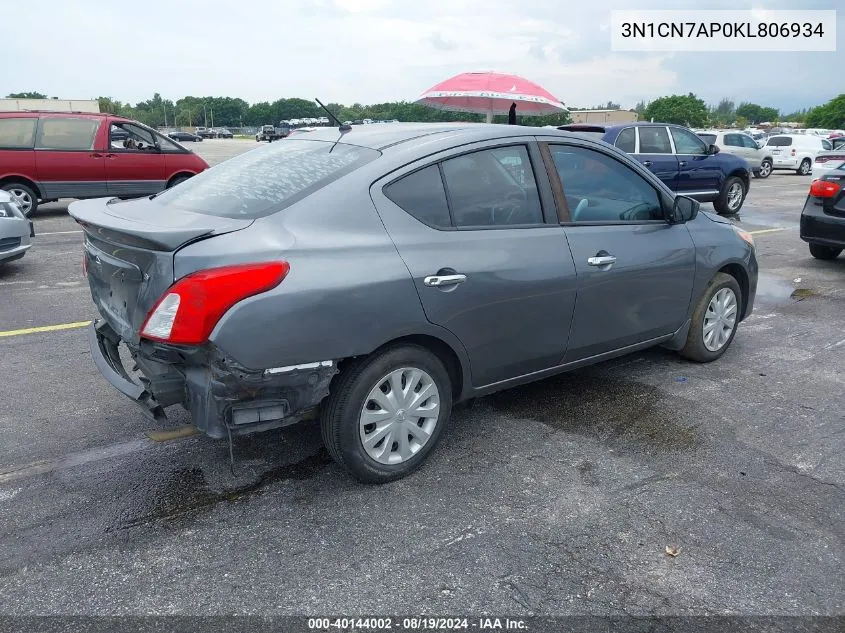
[6, 0, 842, 113]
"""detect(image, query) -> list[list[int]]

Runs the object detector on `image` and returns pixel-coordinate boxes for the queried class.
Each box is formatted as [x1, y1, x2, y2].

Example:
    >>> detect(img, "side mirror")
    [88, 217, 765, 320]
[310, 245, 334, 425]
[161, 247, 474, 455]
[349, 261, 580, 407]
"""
[708, 144, 720, 155]
[671, 195, 700, 223]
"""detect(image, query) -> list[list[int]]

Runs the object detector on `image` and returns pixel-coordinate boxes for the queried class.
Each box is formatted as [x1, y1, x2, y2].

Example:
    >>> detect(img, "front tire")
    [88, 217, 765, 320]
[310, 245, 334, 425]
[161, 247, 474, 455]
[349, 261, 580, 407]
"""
[809, 243, 842, 260]
[2, 182, 38, 217]
[797, 159, 811, 176]
[167, 175, 191, 189]
[320, 345, 453, 484]
[680, 273, 742, 363]
[757, 159, 772, 179]
[713, 177, 746, 215]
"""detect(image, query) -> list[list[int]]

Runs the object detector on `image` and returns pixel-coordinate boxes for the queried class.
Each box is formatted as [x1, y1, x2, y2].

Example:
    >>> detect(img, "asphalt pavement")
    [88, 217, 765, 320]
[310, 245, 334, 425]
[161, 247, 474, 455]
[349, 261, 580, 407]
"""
[0, 139, 843, 617]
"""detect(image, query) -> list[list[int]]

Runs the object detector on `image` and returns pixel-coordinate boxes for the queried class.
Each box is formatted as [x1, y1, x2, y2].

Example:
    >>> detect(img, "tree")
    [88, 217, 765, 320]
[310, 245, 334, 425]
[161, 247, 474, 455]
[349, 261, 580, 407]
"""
[735, 102, 779, 124]
[643, 93, 709, 127]
[805, 94, 845, 128]
[634, 100, 647, 116]
[6, 92, 47, 99]
[710, 98, 735, 126]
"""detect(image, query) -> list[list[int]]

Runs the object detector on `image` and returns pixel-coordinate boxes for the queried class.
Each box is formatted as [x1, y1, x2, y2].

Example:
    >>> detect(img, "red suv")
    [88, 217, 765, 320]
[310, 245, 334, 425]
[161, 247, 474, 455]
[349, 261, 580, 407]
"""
[0, 112, 209, 216]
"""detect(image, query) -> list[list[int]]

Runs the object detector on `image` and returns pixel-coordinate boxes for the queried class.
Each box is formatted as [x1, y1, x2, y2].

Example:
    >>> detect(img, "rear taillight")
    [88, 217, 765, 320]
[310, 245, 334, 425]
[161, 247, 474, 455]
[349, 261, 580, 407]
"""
[791, 149, 796, 156]
[809, 180, 842, 198]
[141, 262, 290, 345]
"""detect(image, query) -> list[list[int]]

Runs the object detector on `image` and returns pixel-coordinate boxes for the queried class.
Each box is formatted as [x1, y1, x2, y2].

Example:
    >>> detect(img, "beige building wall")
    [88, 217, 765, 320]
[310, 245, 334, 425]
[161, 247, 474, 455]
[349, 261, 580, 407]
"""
[0, 99, 100, 113]
[569, 109, 639, 124]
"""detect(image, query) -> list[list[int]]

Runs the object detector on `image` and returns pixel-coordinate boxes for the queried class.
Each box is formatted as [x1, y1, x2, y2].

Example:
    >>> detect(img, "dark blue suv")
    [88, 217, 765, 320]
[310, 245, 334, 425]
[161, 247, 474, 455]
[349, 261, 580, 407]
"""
[559, 122, 751, 215]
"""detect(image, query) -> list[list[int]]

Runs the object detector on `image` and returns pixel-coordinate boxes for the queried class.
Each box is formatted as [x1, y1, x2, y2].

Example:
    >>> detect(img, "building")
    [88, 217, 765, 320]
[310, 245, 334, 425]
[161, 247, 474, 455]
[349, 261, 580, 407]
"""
[0, 98, 100, 113]
[569, 109, 639, 124]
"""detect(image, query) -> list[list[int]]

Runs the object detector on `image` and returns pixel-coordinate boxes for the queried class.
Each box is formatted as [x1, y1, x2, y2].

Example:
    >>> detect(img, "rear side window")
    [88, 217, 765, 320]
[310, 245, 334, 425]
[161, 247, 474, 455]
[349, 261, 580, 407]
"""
[152, 139, 378, 219]
[615, 128, 636, 153]
[637, 127, 672, 154]
[0, 118, 37, 148]
[767, 137, 793, 147]
[384, 165, 451, 229]
[36, 118, 99, 150]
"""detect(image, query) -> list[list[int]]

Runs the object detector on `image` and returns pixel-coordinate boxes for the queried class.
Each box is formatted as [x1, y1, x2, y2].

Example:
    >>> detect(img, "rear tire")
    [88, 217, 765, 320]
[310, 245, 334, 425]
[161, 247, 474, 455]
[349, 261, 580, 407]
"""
[713, 177, 746, 215]
[320, 344, 452, 484]
[809, 243, 842, 260]
[797, 159, 811, 176]
[680, 273, 742, 363]
[1, 182, 38, 217]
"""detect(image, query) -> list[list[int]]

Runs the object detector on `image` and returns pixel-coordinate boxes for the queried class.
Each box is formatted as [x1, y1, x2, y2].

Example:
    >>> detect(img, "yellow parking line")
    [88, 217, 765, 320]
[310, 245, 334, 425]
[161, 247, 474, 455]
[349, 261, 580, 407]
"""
[748, 228, 788, 236]
[0, 320, 92, 338]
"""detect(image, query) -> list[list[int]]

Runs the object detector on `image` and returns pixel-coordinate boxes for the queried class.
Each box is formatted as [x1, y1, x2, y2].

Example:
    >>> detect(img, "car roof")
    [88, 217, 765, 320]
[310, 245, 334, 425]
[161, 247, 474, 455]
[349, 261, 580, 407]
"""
[292, 122, 614, 151]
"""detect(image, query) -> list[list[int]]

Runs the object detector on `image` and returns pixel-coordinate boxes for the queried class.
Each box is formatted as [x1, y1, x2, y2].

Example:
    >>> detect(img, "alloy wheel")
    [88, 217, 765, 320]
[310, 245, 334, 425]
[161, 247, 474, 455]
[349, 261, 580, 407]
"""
[7, 188, 33, 215]
[727, 182, 744, 211]
[703, 287, 738, 352]
[358, 367, 440, 465]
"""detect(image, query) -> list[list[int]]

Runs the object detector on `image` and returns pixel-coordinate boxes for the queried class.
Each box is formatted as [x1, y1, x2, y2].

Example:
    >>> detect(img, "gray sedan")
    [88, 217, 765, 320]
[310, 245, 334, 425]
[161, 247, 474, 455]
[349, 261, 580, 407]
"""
[0, 190, 33, 264]
[69, 124, 758, 483]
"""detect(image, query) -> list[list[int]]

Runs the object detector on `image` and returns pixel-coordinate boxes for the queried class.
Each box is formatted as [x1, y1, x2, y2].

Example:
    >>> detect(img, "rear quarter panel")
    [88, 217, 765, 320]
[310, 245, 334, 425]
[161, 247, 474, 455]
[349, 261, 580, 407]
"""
[175, 178, 459, 372]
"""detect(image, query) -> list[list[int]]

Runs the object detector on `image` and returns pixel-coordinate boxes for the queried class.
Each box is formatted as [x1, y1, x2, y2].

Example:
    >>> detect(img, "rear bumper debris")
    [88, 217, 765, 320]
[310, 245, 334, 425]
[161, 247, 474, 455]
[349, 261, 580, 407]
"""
[87, 320, 338, 438]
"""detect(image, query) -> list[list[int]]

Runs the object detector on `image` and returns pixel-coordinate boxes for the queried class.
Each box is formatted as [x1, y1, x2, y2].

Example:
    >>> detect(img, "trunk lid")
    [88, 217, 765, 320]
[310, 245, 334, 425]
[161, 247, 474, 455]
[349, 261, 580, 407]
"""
[70, 196, 253, 343]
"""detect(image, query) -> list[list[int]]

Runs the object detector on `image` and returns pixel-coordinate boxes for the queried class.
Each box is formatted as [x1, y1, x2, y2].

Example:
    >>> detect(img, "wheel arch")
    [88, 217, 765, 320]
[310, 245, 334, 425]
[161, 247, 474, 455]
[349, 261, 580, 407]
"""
[0, 175, 42, 199]
[166, 171, 196, 188]
[718, 262, 750, 320]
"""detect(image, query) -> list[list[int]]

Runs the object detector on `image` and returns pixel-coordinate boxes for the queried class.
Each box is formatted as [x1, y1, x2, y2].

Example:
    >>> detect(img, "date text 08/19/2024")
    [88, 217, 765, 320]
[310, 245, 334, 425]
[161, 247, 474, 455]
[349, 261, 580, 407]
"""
[307, 617, 528, 630]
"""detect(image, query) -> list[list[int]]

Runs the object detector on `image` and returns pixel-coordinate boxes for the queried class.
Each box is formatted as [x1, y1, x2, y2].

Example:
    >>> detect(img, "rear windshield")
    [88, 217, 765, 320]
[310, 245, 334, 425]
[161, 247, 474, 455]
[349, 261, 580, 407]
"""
[697, 134, 717, 144]
[151, 139, 378, 219]
[766, 137, 793, 146]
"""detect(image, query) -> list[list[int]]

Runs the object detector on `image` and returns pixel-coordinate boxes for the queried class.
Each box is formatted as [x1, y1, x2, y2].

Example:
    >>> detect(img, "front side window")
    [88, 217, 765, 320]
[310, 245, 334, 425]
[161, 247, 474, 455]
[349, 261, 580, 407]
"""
[36, 118, 99, 150]
[740, 135, 759, 149]
[440, 145, 543, 228]
[822, 139, 832, 151]
[550, 144, 663, 223]
[384, 165, 451, 229]
[155, 132, 182, 152]
[637, 127, 672, 154]
[615, 128, 636, 153]
[671, 127, 708, 154]
[110, 122, 157, 151]
[0, 118, 37, 148]
[697, 133, 717, 145]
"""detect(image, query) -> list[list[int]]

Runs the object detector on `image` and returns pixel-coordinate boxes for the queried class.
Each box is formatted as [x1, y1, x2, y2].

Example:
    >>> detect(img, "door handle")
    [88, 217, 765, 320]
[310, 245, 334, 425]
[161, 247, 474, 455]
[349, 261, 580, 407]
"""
[105, 153, 116, 159]
[587, 255, 616, 266]
[642, 160, 652, 167]
[679, 161, 687, 167]
[90, 152, 103, 158]
[424, 274, 467, 287]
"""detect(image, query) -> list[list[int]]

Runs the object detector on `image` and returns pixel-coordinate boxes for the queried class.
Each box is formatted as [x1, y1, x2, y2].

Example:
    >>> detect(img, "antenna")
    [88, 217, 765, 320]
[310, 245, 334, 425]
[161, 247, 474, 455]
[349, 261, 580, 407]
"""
[315, 98, 351, 132]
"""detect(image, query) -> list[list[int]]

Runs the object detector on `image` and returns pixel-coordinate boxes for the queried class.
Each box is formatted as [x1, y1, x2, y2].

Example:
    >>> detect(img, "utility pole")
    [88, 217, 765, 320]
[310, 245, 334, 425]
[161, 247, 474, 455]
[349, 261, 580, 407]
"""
[210, 107, 214, 129]
[203, 105, 208, 127]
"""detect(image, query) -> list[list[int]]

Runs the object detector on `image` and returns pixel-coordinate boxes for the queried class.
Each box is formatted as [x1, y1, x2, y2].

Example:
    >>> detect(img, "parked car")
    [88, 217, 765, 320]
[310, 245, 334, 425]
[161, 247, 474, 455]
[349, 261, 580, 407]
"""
[256, 124, 287, 142]
[213, 128, 234, 139]
[697, 130, 774, 179]
[764, 134, 832, 175]
[167, 131, 203, 142]
[0, 112, 209, 217]
[800, 168, 845, 260]
[71, 123, 758, 483]
[560, 122, 752, 215]
[812, 147, 845, 180]
[195, 127, 216, 139]
[0, 189, 33, 264]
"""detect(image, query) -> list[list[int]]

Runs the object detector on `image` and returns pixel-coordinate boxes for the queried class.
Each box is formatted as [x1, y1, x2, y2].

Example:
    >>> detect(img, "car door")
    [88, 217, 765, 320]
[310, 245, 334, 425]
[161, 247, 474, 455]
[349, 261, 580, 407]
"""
[33, 116, 107, 199]
[369, 140, 578, 388]
[544, 141, 696, 362]
[105, 120, 167, 197]
[669, 126, 722, 198]
[633, 125, 680, 190]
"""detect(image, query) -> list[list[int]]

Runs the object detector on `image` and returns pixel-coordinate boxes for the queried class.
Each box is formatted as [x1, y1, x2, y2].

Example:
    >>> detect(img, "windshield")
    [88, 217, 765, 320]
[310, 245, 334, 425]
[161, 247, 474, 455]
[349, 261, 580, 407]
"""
[151, 139, 379, 219]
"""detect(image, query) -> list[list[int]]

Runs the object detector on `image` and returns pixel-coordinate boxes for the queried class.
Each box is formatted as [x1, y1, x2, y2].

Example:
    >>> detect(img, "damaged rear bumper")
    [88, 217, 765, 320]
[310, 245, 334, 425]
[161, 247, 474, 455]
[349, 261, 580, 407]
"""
[87, 320, 338, 439]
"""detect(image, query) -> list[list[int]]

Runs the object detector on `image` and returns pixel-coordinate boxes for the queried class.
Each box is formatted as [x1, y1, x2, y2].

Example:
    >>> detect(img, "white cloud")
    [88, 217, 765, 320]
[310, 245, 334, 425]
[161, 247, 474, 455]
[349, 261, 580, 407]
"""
[3, 0, 842, 112]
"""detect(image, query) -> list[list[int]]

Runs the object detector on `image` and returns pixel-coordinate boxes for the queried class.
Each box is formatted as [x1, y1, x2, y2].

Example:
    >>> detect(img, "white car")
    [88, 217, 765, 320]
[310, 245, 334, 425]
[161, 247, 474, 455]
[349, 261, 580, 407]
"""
[765, 134, 833, 175]
[811, 138, 845, 179]
[697, 130, 774, 179]
[0, 190, 33, 265]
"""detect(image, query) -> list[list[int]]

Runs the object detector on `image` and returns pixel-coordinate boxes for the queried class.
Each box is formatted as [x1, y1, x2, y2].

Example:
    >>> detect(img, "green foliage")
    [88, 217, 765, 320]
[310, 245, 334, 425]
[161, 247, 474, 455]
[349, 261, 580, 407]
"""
[805, 94, 845, 128]
[634, 100, 647, 115]
[709, 98, 736, 126]
[6, 92, 47, 99]
[643, 93, 709, 127]
[782, 109, 808, 123]
[735, 102, 779, 124]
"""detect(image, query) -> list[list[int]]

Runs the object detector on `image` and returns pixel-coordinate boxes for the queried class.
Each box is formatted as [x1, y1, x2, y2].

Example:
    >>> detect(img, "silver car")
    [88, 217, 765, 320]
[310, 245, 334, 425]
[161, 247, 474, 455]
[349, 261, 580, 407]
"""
[697, 130, 774, 179]
[70, 124, 758, 483]
[0, 190, 33, 264]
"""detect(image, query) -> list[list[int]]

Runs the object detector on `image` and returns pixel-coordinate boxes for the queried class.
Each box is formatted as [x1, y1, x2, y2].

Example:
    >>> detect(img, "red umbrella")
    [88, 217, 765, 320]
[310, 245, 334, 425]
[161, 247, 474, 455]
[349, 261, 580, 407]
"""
[416, 71, 567, 123]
